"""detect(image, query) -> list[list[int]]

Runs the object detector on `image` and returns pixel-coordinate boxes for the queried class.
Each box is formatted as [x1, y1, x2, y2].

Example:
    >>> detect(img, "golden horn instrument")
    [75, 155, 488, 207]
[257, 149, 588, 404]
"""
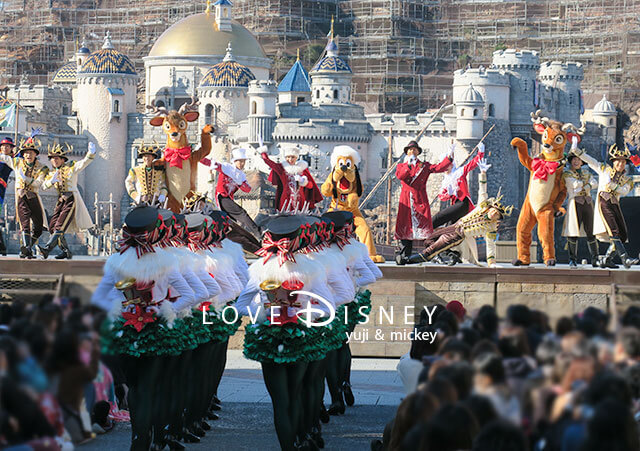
[260, 280, 282, 309]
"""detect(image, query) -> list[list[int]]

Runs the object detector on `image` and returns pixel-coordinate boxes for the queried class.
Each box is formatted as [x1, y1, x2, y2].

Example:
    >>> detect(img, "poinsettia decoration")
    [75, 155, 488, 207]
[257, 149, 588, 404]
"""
[122, 305, 156, 332]
[198, 302, 212, 312]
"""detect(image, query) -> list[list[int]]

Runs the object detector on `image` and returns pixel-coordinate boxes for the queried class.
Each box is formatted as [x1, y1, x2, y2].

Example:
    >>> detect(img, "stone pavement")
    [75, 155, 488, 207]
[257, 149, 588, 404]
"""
[79, 351, 404, 450]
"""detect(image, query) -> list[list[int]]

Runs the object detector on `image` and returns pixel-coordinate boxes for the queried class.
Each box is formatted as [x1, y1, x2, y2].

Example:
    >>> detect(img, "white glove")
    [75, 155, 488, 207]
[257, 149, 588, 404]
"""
[298, 175, 308, 186]
[571, 136, 578, 151]
[158, 194, 166, 203]
[49, 171, 60, 184]
[477, 142, 485, 155]
[88, 142, 97, 155]
[447, 142, 456, 159]
[257, 145, 269, 154]
[477, 158, 491, 173]
[211, 162, 220, 172]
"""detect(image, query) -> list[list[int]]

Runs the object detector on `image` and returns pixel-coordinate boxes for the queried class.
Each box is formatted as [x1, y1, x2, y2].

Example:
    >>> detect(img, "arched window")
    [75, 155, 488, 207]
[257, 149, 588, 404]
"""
[113, 99, 120, 113]
[205, 104, 213, 123]
[251, 101, 257, 115]
[316, 90, 320, 99]
[62, 105, 69, 115]
[609, 118, 614, 126]
[488, 104, 495, 117]
[333, 89, 338, 99]
[473, 108, 478, 116]
[155, 100, 165, 108]
[460, 108, 466, 117]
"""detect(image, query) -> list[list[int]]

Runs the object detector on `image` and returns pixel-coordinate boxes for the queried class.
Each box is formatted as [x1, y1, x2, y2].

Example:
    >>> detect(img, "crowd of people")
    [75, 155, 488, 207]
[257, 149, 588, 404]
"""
[380, 301, 640, 451]
[0, 295, 127, 450]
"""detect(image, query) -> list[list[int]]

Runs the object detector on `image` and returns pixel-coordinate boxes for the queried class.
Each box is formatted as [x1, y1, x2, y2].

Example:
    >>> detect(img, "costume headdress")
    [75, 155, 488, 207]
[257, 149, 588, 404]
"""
[608, 143, 631, 161]
[47, 142, 72, 161]
[19, 128, 43, 155]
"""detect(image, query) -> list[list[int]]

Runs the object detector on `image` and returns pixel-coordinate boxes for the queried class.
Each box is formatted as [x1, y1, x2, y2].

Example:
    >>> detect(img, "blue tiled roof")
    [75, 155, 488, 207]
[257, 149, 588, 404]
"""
[311, 55, 351, 73]
[200, 60, 256, 88]
[52, 62, 77, 84]
[213, 0, 233, 5]
[78, 49, 136, 75]
[278, 60, 310, 92]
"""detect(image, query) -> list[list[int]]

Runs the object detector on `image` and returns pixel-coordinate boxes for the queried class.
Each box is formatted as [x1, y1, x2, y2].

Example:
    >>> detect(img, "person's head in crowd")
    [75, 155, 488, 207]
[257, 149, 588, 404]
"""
[32, 303, 62, 343]
[592, 336, 614, 367]
[461, 394, 498, 428]
[458, 327, 481, 349]
[582, 398, 640, 451]
[622, 364, 640, 401]
[445, 301, 466, 323]
[421, 377, 458, 406]
[434, 310, 458, 336]
[575, 315, 599, 338]
[621, 306, 640, 329]
[506, 304, 531, 328]
[582, 306, 609, 336]
[0, 303, 14, 331]
[529, 310, 550, 335]
[410, 325, 439, 361]
[473, 353, 506, 392]
[555, 316, 574, 337]
[561, 330, 586, 353]
[0, 335, 18, 378]
[583, 370, 632, 408]
[498, 326, 531, 358]
[614, 327, 640, 366]
[536, 336, 561, 367]
[560, 355, 596, 394]
[389, 391, 440, 451]
[473, 308, 498, 340]
[16, 322, 49, 363]
[415, 403, 479, 451]
[433, 361, 474, 400]
[471, 339, 500, 361]
[46, 328, 81, 373]
[438, 337, 471, 362]
[472, 419, 528, 451]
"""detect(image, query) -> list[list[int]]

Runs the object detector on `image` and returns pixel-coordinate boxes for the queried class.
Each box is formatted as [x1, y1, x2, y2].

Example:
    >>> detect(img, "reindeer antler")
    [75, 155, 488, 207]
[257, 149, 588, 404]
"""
[145, 100, 169, 117]
[530, 109, 551, 127]
[561, 121, 586, 136]
[178, 96, 200, 115]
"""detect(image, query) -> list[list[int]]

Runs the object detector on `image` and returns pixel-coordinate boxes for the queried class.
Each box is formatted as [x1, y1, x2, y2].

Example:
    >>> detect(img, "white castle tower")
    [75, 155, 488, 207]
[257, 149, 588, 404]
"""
[592, 94, 617, 145]
[455, 83, 484, 141]
[248, 79, 277, 145]
[539, 61, 584, 125]
[214, 0, 233, 32]
[453, 66, 510, 121]
[492, 49, 540, 136]
[76, 32, 138, 220]
[310, 17, 353, 106]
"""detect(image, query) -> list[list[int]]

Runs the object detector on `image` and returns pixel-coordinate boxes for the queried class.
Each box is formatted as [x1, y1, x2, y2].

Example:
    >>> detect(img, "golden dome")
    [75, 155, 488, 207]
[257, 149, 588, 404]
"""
[148, 13, 266, 59]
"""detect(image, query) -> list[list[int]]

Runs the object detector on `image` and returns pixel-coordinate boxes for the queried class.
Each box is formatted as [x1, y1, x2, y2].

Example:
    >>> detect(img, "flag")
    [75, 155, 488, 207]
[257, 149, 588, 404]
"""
[0, 103, 16, 128]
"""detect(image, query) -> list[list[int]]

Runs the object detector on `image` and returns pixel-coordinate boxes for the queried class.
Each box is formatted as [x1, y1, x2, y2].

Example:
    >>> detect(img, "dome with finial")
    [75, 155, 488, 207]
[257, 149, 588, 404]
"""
[310, 17, 352, 74]
[593, 94, 616, 113]
[77, 39, 91, 55]
[459, 83, 484, 103]
[78, 32, 136, 76]
[199, 42, 256, 88]
[52, 62, 77, 84]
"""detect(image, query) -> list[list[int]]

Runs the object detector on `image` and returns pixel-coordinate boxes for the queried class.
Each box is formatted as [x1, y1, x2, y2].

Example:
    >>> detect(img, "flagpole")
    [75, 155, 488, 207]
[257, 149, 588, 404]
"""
[13, 91, 19, 145]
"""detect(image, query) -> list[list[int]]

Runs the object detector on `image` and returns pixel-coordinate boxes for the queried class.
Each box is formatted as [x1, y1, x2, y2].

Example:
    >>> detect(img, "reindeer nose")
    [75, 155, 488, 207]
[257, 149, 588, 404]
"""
[542, 143, 551, 150]
[171, 132, 179, 137]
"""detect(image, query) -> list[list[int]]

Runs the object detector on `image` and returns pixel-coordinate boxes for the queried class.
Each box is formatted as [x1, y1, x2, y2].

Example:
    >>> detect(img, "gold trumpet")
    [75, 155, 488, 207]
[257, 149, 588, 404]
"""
[260, 280, 281, 310]
[116, 278, 155, 306]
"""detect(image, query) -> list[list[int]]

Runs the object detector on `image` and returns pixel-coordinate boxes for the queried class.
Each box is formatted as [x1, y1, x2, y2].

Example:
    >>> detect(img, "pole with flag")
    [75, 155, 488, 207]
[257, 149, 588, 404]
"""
[0, 102, 17, 133]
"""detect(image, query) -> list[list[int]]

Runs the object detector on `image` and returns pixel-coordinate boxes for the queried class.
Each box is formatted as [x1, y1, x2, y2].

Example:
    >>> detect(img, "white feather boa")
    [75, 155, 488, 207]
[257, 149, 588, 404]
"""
[282, 159, 308, 176]
[248, 254, 321, 287]
[104, 247, 177, 282]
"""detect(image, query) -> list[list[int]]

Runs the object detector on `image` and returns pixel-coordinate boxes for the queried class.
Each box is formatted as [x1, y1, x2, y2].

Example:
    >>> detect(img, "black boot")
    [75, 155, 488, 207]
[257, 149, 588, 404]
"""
[567, 238, 578, 268]
[395, 240, 413, 265]
[38, 231, 62, 259]
[19, 232, 33, 259]
[0, 229, 6, 256]
[611, 238, 639, 269]
[342, 382, 354, 406]
[405, 253, 428, 265]
[598, 243, 618, 269]
[587, 239, 599, 268]
[55, 235, 72, 259]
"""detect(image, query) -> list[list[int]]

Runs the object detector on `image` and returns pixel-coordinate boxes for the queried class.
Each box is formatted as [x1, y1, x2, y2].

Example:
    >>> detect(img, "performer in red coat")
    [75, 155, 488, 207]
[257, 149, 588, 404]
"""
[395, 140, 453, 265]
[260, 145, 323, 211]
[205, 147, 262, 249]
[432, 142, 486, 228]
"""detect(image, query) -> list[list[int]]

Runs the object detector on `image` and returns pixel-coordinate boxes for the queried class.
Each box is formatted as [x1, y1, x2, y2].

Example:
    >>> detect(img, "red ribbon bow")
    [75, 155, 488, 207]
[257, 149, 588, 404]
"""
[164, 146, 191, 169]
[118, 229, 156, 258]
[531, 158, 560, 181]
[256, 233, 297, 266]
[187, 229, 207, 252]
[334, 228, 350, 249]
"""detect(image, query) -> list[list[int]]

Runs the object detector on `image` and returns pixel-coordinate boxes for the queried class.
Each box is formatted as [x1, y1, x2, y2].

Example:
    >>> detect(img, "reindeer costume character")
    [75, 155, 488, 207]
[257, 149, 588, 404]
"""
[125, 142, 167, 205]
[147, 97, 214, 212]
[39, 142, 95, 259]
[510, 111, 582, 266]
[0, 131, 49, 258]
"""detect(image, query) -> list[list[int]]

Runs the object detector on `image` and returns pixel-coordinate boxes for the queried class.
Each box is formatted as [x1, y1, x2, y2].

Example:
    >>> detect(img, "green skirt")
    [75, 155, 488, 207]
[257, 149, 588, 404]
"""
[345, 289, 372, 333]
[243, 320, 326, 364]
[101, 315, 198, 358]
[185, 309, 230, 344]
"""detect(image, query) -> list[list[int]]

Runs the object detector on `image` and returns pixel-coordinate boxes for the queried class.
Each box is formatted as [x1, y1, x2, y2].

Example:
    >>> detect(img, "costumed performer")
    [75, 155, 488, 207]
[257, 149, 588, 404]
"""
[0, 136, 16, 255]
[125, 142, 167, 205]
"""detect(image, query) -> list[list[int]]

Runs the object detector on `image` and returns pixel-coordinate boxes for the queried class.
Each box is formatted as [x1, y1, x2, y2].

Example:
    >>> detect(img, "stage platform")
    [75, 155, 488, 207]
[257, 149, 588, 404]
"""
[1, 256, 639, 357]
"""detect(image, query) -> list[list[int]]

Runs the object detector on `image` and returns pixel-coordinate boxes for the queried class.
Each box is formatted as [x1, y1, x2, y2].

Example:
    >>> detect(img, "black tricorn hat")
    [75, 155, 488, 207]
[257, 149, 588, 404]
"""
[403, 140, 422, 155]
[124, 206, 160, 233]
[185, 213, 206, 232]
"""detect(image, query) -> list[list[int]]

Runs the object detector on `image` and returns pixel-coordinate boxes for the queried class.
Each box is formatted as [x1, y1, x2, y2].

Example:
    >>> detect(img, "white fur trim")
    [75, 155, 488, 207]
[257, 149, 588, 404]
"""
[331, 145, 361, 168]
[282, 159, 308, 176]
[159, 299, 177, 326]
[248, 254, 320, 287]
[282, 146, 300, 158]
[105, 247, 177, 282]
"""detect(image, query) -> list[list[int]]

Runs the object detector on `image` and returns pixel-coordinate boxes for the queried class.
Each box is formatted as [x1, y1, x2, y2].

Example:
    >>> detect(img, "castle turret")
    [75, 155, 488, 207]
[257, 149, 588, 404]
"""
[197, 43, 255, 136]
[455, 83, 484, 140]
[76, 32, 137, 221]
[592, 94, 617, 144]
[75, 39, 91, 71]
[538, 61, 584, 125]
[492, 49, 540, 136]
[248, 79, 277, 144]
[213, 0, 233, 32]
[278, 50, 311, 105]
[453, 66, 509, 121]
[309, 17, 353, 106]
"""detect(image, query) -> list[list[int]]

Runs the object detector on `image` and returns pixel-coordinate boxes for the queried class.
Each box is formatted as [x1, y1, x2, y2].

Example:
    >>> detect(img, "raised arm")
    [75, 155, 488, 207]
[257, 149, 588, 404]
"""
[191, 124, 214, 161]
[72, 146, 96, 174]
[463, 143, 485, 177]
[511, 138, 533, 171]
